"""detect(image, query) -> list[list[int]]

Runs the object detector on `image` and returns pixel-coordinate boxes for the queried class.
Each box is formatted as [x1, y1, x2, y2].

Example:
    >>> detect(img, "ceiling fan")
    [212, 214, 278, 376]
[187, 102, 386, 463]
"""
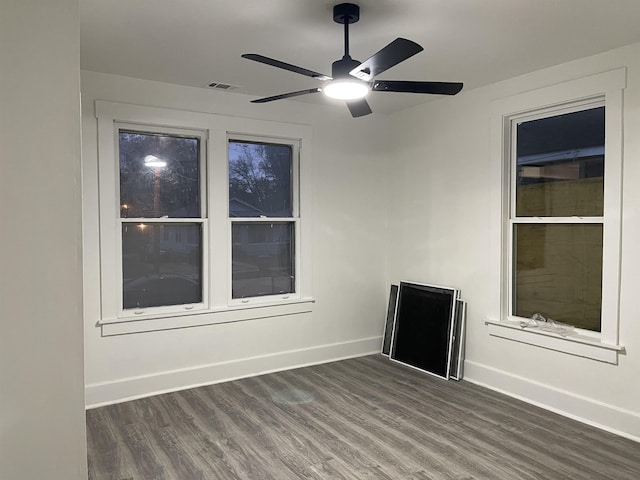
[242, 2, 463, 117]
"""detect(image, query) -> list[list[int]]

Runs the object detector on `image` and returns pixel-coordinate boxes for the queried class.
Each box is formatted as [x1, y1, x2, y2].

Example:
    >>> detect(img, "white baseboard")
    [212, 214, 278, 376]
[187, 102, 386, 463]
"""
[86, 336, 382, 408]
[464, 360, 640, 443]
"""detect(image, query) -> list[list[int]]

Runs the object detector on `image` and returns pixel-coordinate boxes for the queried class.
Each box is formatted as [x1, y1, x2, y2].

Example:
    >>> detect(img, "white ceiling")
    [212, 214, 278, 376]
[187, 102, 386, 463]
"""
[80, 0, 640, 115]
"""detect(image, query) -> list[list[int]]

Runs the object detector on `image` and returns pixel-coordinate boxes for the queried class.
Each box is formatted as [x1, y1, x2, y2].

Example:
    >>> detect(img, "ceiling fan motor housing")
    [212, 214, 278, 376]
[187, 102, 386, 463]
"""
[332, 56, 361, 79]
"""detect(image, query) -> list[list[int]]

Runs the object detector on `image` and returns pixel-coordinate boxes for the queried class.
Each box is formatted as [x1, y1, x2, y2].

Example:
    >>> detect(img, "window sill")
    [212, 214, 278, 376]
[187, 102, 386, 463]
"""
[485, 318, 625, 364]
[98, 298, 315, 336]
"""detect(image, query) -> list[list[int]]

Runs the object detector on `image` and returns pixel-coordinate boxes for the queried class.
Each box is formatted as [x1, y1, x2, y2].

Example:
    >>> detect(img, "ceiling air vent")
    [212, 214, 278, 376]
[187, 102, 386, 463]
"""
[207, 82, 239, 91]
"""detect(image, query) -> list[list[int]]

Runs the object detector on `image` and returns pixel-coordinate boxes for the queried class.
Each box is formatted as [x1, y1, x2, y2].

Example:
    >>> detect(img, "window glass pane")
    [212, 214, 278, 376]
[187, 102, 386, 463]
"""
[516, 107, 604, 217]
[120, 131, 200, 218]
[232, 222, 294, 298]
[228, 141, 292, 217]
[513, 224, 602, 331]
[122, 223, 202, 309]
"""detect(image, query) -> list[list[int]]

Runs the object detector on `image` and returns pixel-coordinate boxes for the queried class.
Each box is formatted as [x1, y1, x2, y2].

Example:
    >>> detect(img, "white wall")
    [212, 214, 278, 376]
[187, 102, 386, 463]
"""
[386, 43, 640, 440]
[0, 1, 88, 478]
[81, 71, 390, 406]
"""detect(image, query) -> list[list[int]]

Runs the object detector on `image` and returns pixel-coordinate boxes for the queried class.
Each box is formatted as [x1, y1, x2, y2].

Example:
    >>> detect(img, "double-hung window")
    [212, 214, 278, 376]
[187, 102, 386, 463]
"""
[488, 69, 625, 362]
[95, 101, 312, 334]
[510, 102, 605, 332]
[228, 137, 299, 302]
[118, 125, 207, 314]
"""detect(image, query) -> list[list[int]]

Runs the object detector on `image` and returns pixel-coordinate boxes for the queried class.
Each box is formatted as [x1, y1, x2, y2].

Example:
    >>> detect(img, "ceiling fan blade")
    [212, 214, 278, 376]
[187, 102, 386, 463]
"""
[242, 54, 331, 81]
[372, 80, 463, 95]
[349, 38, 423, 81]
[251, 88, 321, 103]
[346, 99, 372, 117]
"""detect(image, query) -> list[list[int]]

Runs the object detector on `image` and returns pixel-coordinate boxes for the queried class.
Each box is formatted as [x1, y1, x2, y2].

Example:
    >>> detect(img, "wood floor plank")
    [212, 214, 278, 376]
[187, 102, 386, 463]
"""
[87, 355, 640, 479]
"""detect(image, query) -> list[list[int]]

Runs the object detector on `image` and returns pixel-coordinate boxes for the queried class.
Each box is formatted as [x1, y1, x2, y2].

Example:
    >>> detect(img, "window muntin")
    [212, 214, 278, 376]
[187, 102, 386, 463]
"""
[228, 137, 299, 302]
[509, 101, 605, 332]
[118, 125, 206, 312]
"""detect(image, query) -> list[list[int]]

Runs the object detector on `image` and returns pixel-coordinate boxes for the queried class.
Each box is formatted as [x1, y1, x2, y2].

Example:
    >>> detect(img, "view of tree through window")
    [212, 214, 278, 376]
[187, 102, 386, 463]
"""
[229, 139, 296, 299]
[228, 141, 292, 217]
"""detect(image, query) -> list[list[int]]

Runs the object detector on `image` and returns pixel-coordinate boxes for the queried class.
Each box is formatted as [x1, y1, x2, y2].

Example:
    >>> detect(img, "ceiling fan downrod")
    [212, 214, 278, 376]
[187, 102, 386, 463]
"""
[333, 3, 360, 59]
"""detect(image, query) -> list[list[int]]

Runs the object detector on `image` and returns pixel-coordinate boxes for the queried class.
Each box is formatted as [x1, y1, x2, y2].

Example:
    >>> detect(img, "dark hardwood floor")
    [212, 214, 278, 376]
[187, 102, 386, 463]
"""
[86, 355, 640, 479]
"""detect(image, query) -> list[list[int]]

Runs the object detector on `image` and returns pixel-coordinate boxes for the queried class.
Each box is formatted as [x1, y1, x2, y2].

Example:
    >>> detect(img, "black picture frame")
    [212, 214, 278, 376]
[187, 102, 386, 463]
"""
[390, 281, 458, 380]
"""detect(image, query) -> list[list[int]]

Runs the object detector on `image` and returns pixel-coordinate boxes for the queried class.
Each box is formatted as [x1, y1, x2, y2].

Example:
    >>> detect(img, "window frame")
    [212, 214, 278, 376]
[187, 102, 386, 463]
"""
[116, 123, 209, 318]
[487, 68, 626, 362]
[227, 134, 301, 305]
[95, 101, 313, 332]
[506, 98, 605, 335]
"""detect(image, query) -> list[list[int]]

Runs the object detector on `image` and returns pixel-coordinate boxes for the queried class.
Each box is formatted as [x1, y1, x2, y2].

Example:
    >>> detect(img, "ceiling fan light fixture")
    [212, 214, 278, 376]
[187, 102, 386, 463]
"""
[323, 79, 370, 100]
[242, 3, 463, 117]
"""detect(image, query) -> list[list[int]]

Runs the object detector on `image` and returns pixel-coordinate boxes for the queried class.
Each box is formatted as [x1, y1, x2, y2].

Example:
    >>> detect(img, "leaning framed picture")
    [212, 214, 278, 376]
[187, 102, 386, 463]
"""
[390, 281, 459, 380]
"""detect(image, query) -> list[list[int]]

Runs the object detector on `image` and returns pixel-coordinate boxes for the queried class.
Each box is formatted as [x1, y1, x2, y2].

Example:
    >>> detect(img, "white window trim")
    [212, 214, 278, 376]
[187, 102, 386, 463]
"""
[484, 318, 624, 364]
[95, 100, 314, 334]
[488, 68, 626, 363]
